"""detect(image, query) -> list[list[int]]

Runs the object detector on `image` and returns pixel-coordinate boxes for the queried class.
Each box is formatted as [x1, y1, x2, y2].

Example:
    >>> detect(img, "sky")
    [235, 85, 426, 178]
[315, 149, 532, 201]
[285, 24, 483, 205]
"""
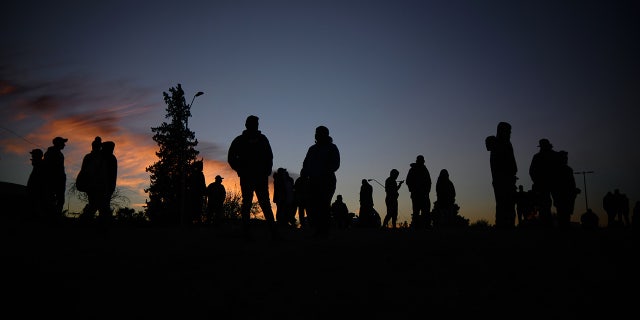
[1, 0, 639, 226]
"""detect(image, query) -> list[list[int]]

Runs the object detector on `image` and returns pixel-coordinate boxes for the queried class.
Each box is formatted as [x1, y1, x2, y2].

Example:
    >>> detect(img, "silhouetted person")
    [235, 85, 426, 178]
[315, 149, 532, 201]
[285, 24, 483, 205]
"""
[552, 151, 581, 230]
[228, 115, 279, 240]
[529, 138, 559, 228]
[186, 160, 206, 225]
[78, 137, 106, 222]
[515, 185, 536, 227]
[79, 138, 117, 224]
[406, 155, 432, 229]
[359, 179, 375, 227]
[43, 136, 68, 222]
[294, 176, 308, 228]
[580, 208, 599, 230]
[273, 167, 296, 228]
[603, 191, 617, 228]
[27, 148, 47, 221]
[331, 194, 350, 229]
[612, 189, 630, 227]
[206, 175, 226, 226]
[301, 125, 340, 238]
[485, 122, 517, 229]
[101, 140, 117, 224]
[382, 169, 403, 229]
[434, 168, 456, 227]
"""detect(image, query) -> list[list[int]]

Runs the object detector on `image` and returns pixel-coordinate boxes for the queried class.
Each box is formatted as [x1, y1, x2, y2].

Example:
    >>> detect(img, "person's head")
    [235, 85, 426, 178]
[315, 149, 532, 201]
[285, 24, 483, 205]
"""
[439, 169, 449, 178]
[416, 155, 425, 164]
[496, 122, 511, 139]
[53, 136, 68, 148]
[315, 125, 330, 143]
[336, 194, 343, 202]
[215, 175, 224, 182]
[390, 169, 399, 178]
[558, 150, 568, 164]
[102, 141, 115, 154]
[538, 138, 553, 151]
[245, 115, 259, 131]
[30, 149, 43, 162]
[91, 136, 102, 151]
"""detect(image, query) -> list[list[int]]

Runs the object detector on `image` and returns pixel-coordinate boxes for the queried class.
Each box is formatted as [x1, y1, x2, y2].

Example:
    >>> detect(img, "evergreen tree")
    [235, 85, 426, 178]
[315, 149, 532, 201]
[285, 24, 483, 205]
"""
[145, 83, 201, 225]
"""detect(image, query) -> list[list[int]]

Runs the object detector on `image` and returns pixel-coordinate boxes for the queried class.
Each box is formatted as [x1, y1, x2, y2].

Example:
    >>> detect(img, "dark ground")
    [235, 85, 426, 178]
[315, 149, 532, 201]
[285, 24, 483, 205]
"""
[2, 220, 637, 319]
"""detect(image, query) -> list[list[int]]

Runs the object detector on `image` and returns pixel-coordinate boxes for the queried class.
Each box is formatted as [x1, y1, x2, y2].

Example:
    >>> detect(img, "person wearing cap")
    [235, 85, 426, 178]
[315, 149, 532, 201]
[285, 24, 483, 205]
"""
[206, 174, 226, 226]
[485, 122, 518, 229]
[228, 115, 279, 239]
[43, 136, 68, 221]
[406, 155, 432, 229]
[27, 148, 47, 220]
[301, 125, 340, 238]
[529, 138, 560, 228]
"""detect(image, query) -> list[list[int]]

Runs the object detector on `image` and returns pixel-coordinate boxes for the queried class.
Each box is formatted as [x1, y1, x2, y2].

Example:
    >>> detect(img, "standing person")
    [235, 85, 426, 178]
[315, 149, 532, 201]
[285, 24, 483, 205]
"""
[359, 179, 375, 227]
[26, 148, 47, 221]
[405, 155, 432, 229]
[301, 125, 340, 238]
[331, 194, 350, 229]
[613, 189, 630, 227]
[206, 175, 226, 226]
[603, 191, 616, 228]
[78, 136, 106, 222]
[43, 136, 68, 222]
[434, 168, 456, 227]
[294, 176, 308, 228]
[228, 115, 279, 240]
[485, 122, 518, 229]
[529, 138, 560, 227]
[186, 160, 206, 225]
[552, 151, 581, 230]
[100, 140, 117, 224]
[382, 169, 403, 229]
[273, 167, 296, 228]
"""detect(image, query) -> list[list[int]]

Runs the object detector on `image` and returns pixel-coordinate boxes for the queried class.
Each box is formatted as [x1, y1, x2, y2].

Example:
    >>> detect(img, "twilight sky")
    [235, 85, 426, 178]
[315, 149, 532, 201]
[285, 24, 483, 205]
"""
[1, 0, 638, 226]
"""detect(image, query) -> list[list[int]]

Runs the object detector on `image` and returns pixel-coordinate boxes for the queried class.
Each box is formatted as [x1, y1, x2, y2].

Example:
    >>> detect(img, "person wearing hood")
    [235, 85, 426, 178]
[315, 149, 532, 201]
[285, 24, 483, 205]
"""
[405, 155, 432, 229]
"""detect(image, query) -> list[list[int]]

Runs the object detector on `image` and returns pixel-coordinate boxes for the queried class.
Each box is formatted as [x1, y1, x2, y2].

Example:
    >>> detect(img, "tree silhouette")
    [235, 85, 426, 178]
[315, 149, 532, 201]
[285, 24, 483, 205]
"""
[145, 83, 202, 226]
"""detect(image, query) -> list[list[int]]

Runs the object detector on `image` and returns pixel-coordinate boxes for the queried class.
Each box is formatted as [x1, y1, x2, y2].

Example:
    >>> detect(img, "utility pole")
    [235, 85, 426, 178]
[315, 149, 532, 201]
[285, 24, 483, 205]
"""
[180, 91, 204, 226]
[574, 171, 594, 210]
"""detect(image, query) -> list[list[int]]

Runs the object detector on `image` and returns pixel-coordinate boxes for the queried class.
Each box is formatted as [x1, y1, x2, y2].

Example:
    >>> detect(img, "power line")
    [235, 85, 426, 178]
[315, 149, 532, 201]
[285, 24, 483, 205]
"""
[0, 125, 42, 149]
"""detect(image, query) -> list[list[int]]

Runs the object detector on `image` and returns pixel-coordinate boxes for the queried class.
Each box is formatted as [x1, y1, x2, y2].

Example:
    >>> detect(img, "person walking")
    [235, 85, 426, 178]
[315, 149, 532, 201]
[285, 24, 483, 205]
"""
[382, 169, 403, 229]
[228, 115, 279, 240]
[301, 125, 340, 238]
[406, 155, 432, 229]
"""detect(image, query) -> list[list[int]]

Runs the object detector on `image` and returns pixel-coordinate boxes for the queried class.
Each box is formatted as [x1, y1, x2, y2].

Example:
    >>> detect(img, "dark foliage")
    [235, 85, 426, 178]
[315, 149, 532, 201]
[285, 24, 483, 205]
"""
[145, 84, 201, 226]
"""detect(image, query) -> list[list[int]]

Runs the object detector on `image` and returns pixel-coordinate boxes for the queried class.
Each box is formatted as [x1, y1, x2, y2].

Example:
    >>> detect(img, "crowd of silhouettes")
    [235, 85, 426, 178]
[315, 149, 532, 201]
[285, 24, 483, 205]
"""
[21, 119, 640, 238]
